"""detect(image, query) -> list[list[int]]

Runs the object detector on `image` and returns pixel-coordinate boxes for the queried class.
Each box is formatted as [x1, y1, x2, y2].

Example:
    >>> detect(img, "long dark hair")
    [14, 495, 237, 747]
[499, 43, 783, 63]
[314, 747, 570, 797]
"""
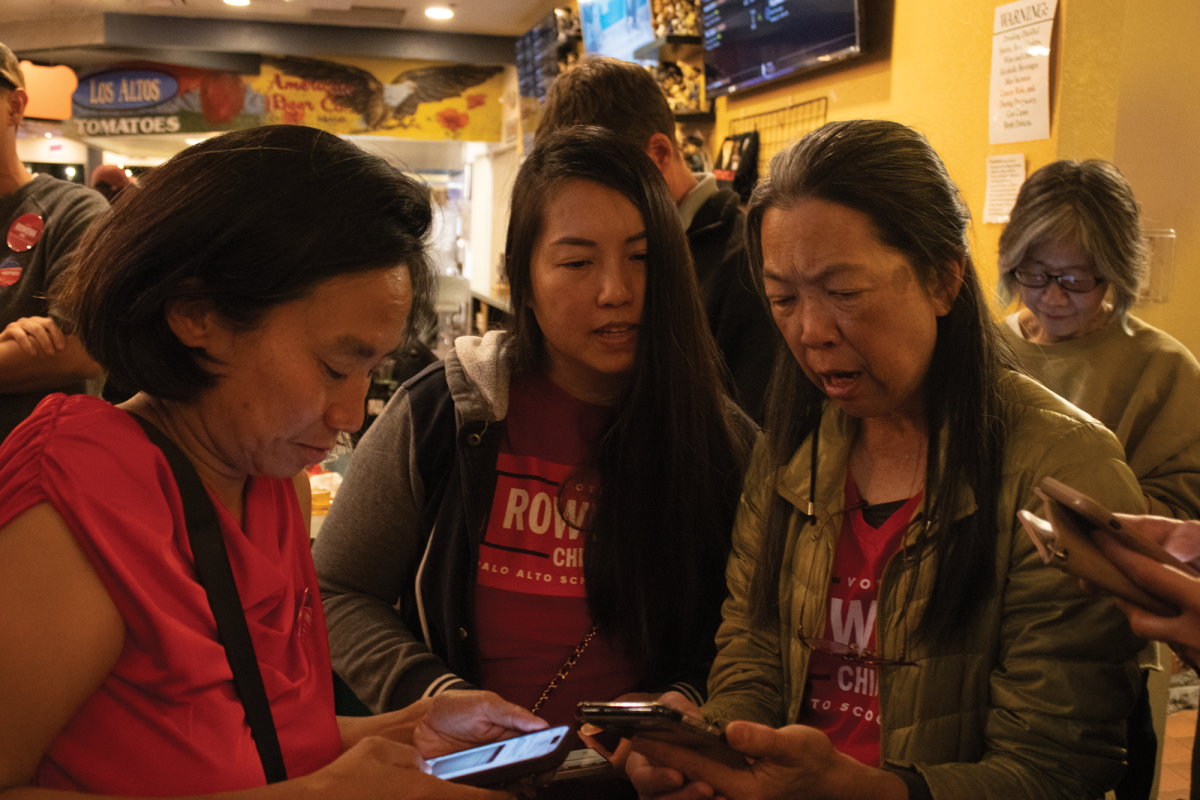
[746, 120, 1014, 642]
[505, 126, 751, 682]
[56, 125, 433, 402]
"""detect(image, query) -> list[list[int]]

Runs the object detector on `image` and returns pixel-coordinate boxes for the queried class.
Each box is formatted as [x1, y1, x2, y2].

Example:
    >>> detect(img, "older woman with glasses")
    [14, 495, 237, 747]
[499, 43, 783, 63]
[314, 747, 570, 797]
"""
[997, 159, 1200, 800]
[998, 159, 1200, 521]
[626, 121, 1147, 800]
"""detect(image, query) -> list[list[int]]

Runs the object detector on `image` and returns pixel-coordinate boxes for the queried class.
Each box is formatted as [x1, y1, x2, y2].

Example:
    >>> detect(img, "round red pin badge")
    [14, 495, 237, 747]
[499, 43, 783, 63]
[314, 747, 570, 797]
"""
[7, 213, 44, 253]
[0, 260, 20, 287]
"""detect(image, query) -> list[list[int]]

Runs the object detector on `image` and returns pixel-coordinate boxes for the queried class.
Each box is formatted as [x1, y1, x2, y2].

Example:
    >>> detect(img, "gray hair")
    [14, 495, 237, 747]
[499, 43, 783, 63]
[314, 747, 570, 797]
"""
[998, 159, 1146, 321]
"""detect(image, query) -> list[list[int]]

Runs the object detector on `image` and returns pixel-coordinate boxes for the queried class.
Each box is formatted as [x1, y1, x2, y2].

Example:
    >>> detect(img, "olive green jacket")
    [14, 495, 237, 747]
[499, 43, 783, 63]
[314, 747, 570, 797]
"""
[704, 372, 1144, 799]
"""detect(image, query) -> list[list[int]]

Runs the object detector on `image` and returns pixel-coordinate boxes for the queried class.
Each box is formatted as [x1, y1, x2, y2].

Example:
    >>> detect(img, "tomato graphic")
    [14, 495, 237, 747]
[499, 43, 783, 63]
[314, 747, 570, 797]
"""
[200, 71, 245, 124]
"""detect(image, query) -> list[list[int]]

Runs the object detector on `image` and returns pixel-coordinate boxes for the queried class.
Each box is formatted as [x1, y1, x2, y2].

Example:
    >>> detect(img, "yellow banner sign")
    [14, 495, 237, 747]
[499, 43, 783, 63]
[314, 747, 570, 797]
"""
[251, 55, 506, 141]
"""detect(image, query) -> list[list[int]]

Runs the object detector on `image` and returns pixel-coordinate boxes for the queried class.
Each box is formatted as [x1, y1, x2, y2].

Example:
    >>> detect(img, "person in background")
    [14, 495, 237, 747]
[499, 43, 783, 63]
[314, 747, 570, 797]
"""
[0, 41, 105, 442]
[0, 124, 545, 798]
[89, 164, 136, 203]
[313, 126, 757, 797]
[626, 119, 1144, 800]
[536, 55, 777, 422]
[997, 158, 1200, 799]
[998, 159, 1200, 520]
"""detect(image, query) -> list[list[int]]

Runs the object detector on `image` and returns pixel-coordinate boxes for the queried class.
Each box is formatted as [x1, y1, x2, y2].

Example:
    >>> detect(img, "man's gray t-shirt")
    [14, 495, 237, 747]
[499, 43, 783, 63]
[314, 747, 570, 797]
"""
[0, 174, 107, 440]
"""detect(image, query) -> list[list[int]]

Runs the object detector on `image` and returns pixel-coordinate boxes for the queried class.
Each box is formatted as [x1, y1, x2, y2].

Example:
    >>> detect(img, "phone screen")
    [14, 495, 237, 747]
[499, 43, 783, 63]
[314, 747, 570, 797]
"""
[426, 725, 570, 782]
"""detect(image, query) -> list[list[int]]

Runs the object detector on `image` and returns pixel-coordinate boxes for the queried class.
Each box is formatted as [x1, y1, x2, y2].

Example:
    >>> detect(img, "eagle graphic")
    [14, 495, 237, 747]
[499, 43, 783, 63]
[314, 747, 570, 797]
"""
[262, 55, 502, 130]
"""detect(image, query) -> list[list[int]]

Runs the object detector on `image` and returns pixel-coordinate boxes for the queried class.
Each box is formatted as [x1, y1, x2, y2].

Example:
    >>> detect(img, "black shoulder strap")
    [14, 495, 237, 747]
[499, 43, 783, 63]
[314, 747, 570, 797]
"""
[129, 412, 288, 785]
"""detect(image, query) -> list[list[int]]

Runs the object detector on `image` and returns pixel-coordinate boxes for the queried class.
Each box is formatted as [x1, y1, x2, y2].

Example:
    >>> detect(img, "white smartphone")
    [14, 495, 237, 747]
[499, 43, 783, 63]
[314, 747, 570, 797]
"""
[425, 724, 573, 787]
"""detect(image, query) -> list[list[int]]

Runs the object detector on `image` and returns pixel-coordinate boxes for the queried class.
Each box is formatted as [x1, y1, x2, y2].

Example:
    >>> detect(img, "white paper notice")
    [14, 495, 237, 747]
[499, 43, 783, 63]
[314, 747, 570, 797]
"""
[988, 0, 1057, 144]
[983, 154, 1026, 223]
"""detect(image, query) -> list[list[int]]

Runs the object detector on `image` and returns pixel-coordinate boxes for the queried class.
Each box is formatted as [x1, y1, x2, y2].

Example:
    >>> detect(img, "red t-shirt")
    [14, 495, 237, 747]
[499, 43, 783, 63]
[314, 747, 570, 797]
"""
[0, 395, 341, 792]
[475, 372, 642, 725]
[796, 478, 921, 766]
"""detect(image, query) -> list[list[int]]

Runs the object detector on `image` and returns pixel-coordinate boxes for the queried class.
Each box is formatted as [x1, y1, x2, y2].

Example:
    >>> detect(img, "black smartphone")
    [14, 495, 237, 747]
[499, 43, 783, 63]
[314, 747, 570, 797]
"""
[425, 724, 573, 787]
[576, 701, 747, 769]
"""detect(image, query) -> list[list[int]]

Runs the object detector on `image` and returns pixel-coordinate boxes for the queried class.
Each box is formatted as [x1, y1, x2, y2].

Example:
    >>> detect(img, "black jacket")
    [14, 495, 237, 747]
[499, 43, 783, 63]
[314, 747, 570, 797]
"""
[688, 186, 779, 424]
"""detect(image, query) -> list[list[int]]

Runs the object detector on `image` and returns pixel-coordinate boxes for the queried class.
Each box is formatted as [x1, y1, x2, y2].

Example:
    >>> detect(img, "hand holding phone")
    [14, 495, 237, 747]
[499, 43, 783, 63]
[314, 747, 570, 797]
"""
[1018, 477, 1192, 616]
[425, 724, 572, 787]
[576, 701, 748, 769]
[1040, 477, 1200, 576]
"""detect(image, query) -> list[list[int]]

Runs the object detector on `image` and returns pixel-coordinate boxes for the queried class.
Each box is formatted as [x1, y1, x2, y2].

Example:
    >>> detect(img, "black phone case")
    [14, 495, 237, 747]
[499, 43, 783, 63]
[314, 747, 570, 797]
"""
[576, 702, 747, 769]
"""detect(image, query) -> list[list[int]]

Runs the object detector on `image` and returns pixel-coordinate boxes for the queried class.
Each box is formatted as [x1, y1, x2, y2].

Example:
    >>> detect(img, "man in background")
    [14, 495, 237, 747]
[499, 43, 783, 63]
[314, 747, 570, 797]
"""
[90, 163, 135, 202]
[537, 55, 776, 422]
[0, 42, 106, 442]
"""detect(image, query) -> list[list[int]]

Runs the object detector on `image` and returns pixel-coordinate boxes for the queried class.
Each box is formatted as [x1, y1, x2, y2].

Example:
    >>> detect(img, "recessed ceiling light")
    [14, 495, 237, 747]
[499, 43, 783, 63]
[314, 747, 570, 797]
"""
[225, 0, 250, 6]
[426, 6, 453, 19]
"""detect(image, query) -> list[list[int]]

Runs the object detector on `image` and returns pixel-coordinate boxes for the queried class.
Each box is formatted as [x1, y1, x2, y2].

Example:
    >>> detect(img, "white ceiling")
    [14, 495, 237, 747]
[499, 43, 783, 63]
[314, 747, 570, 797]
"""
[0, 0, 554, 37]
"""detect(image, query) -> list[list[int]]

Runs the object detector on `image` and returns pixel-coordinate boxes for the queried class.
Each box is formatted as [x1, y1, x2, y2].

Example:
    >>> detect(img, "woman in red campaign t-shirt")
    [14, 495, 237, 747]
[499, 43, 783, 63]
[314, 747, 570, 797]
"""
[0, 125, 544, 798]
[311, 126, 759, 797]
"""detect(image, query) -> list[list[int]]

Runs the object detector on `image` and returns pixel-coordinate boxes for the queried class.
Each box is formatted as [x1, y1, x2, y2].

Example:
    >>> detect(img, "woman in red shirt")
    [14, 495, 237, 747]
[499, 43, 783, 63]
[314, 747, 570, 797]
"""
[0, 125, 544, 798]
[313, 127, 758, 798]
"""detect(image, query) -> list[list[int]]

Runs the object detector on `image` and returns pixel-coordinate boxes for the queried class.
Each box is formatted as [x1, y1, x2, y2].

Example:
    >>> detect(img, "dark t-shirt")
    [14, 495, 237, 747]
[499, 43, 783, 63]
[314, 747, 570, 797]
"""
[0, 175, 107, 440]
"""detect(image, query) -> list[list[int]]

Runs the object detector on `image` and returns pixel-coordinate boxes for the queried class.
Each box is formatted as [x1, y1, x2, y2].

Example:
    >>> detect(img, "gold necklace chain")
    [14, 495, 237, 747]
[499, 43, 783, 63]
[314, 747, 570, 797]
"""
[530, 625, 598, 714]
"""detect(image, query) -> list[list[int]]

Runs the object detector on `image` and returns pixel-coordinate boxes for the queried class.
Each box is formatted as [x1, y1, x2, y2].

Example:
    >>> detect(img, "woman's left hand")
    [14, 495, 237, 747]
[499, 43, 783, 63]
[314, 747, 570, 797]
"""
[412, 690, 549, 759]
[0, 316, 66, 357]
[631, 721, 908, 800]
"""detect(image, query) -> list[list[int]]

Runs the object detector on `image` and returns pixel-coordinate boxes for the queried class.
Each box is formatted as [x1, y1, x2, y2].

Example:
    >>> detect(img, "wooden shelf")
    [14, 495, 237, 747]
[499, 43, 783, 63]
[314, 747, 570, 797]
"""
[634, 35, 704, 63]
[472, 290, 511, 314]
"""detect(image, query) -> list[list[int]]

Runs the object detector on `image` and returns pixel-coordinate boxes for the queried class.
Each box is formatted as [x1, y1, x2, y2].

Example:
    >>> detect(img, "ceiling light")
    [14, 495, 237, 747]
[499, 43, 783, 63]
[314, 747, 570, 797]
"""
[425, 6, 453, 19]
[225, 0, 250, 6]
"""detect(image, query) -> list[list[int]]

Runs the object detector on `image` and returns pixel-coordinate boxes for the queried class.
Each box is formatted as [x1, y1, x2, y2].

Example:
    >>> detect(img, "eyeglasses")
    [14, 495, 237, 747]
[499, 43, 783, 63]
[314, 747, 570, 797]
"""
[792, 493, 923, 671]
[1011, 269, 1104, 293]
[796, 624, 917, 668]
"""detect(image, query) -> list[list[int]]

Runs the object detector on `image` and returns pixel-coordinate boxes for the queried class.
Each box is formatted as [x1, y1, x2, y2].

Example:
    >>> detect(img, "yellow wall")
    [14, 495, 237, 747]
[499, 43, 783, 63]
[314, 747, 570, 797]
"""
[1111, 0, 1200, 353]
[713, 0, 1200, 353]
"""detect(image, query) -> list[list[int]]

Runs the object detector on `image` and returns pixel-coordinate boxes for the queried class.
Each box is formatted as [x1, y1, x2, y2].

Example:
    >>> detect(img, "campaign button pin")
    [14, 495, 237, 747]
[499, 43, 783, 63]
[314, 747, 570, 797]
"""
[7, 213, 44, 252]
[0, 264, 21, 287]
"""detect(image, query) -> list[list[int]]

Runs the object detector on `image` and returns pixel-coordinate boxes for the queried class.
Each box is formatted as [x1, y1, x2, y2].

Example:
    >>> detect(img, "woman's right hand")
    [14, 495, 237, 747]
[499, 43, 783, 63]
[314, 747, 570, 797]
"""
[303, 735, 516, 799]
[1113, 513, 1200, 565]
[1098, 514, 1200, 666]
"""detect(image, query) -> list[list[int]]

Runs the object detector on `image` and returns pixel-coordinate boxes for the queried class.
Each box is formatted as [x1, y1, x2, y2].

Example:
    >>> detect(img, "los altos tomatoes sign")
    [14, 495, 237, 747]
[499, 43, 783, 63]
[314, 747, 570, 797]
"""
[67, 63, 261, 137]
[67, 56, 506, 142]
